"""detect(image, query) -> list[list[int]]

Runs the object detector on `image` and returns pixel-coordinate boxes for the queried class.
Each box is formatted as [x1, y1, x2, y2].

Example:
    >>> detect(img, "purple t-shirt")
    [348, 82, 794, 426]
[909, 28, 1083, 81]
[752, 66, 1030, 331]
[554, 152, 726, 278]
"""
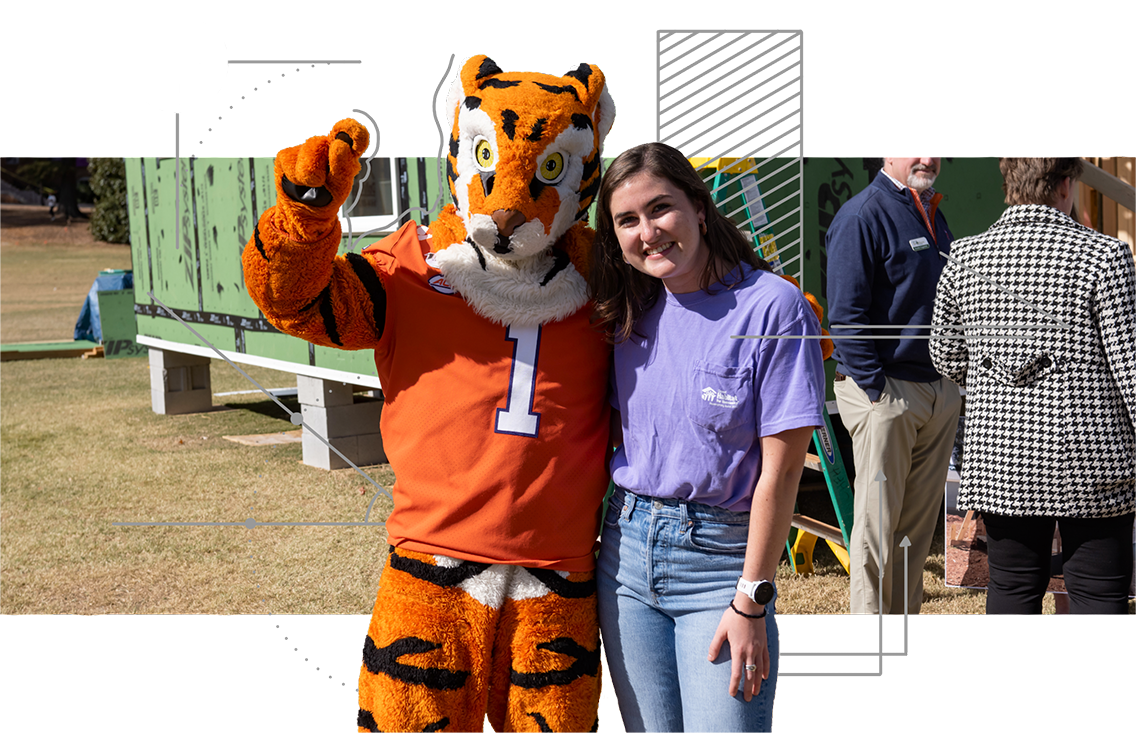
[611, 264, 826, 512]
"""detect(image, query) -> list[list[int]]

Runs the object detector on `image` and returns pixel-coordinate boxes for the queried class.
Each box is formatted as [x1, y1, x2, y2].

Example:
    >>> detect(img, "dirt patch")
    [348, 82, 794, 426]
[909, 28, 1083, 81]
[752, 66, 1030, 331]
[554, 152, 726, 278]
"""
[1, 203, 109, 248]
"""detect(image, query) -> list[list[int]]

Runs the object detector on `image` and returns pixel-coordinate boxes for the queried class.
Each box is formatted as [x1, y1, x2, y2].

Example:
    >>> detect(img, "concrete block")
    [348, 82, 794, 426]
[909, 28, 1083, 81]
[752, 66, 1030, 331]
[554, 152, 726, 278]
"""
[160, 364, 210, 393]
[151, 386, 212, 415]
[353, 434, 387, 466]
[300, 399, 382, 439]
[294, 375, 386, 469]
[300, 430, 345, 470]
[149, 348, 212, 415]
[149, 348, 212, 371]
[296, 374, 355, 408]
[301, 430, 386, 470]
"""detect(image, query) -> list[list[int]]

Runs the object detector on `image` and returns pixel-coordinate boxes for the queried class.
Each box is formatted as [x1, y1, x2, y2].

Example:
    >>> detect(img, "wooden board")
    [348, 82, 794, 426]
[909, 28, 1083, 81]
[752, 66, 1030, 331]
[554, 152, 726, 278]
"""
[790, 513, 845, 546]
[222, 430, 303, 446]
[0, 340, 102, 361]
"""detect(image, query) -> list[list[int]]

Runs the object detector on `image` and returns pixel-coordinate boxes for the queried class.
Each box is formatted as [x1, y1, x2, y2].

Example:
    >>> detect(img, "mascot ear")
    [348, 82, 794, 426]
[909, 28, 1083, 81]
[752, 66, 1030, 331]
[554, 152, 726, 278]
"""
[563, 63, 615, 151]
[594, 85, 615, 151]
[446, 55, 502, 132]
[443, 55, 474, 131]
[595, 85, 613, 147]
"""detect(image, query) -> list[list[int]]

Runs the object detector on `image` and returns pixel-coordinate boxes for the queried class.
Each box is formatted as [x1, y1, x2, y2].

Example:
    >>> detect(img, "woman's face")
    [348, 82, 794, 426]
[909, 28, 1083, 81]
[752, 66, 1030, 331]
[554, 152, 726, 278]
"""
[609, 172, 708, 294]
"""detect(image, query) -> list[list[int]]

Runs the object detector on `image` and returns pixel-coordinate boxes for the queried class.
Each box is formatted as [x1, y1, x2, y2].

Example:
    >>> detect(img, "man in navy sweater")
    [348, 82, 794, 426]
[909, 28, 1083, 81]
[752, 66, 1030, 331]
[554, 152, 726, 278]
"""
[827, 158, 962, 615]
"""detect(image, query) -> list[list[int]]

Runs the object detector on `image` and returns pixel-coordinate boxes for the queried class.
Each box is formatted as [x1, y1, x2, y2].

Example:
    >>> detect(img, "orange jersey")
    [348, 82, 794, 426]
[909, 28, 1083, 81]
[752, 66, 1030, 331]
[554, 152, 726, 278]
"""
[364, 223, 611, 572]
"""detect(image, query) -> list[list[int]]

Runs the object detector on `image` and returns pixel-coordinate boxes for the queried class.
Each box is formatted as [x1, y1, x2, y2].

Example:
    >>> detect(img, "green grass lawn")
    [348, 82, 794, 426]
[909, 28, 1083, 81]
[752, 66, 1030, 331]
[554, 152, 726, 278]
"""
[1, 355, 394, 614]
[2, 216, 395, 614]
[1, 234, 134, 344]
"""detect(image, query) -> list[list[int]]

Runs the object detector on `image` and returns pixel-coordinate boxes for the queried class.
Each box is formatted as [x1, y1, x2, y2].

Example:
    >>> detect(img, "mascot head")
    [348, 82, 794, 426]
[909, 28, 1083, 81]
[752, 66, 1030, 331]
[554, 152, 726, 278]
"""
[444, 55, 615, 261]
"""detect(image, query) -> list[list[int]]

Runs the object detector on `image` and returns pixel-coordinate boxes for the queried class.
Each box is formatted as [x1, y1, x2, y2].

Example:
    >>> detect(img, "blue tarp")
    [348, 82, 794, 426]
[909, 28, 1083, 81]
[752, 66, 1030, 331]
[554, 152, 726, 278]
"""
[74, 270, 133, 342]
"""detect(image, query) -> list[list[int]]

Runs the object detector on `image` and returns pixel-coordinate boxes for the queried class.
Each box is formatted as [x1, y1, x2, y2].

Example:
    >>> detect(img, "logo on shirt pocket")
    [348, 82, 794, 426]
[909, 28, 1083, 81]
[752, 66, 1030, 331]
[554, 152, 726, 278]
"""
[701, 387, 740, 408]
[686, 360, 754, 433]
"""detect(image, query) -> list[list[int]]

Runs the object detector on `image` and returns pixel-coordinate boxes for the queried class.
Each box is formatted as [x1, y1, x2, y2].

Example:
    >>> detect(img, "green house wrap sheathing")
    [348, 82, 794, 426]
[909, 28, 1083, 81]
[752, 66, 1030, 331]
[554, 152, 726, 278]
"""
[192, 159, 260, 318]
[125, 113, 456, 384]
[122, 119, 399, 384]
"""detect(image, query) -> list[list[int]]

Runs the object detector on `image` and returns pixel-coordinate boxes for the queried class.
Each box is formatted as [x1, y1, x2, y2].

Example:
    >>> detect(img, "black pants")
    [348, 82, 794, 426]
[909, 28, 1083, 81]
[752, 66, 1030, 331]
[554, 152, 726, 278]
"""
[983, 512, 1134, 614]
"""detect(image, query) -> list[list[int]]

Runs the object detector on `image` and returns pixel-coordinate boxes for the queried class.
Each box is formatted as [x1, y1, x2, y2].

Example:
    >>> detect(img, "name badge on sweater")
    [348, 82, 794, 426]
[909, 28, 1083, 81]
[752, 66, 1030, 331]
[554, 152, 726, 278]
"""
[909, 236, 930, 251]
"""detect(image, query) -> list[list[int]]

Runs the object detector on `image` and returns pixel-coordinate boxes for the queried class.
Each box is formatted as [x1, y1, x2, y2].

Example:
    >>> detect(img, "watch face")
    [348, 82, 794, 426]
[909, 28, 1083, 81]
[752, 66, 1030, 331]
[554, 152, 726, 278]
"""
[754, 581, 775, 605]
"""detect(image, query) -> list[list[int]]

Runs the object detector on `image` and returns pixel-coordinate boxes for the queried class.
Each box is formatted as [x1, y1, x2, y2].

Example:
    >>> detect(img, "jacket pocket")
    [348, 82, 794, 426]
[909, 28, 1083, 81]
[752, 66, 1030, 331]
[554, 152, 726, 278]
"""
[974, 347, 1060, 388]
[684, 360, 755, 433]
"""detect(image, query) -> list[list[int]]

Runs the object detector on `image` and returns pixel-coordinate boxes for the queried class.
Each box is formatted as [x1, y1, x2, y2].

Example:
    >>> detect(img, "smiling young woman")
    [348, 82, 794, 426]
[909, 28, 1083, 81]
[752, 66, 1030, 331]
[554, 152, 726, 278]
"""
[588, 143, 827, 732]
[591, 143, 775, 343]
[608, 172, 710, 294]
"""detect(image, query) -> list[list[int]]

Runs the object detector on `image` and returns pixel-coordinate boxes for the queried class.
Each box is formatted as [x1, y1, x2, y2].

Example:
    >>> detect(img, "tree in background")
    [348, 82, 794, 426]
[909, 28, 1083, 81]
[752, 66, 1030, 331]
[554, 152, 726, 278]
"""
[89, 158, 129, 244]
[7, 158, 92, 218]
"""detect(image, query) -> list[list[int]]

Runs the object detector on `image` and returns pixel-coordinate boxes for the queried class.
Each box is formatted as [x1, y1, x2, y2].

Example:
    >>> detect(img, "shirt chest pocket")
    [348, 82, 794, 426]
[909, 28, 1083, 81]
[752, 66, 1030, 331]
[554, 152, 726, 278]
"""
[684, 359, 755, 433]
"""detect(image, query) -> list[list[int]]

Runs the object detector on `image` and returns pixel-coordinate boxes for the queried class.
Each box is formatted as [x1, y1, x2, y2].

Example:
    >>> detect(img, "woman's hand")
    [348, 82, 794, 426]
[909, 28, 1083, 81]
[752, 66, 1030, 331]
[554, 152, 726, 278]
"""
[708, 597, 769, 701]
[705, 424, 811, 701]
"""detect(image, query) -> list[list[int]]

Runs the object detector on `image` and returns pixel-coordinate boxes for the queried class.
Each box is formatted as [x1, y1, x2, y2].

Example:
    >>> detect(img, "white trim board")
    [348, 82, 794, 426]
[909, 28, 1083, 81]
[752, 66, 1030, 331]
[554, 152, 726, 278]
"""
[136, 335, 384, 390]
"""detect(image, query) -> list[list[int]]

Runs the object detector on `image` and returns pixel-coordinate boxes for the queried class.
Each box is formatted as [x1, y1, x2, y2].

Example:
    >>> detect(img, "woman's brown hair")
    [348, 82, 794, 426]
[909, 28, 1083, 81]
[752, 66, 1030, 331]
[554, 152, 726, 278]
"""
[589, 143, 772, 342]
[999, 158, 1084, 207]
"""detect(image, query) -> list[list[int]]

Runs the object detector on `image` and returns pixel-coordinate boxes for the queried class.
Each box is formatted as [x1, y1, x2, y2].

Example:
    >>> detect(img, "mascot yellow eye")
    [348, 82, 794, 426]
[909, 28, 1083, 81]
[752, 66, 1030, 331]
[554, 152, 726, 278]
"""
[474, 138, 495, 171]
[538, 152, 565, 184]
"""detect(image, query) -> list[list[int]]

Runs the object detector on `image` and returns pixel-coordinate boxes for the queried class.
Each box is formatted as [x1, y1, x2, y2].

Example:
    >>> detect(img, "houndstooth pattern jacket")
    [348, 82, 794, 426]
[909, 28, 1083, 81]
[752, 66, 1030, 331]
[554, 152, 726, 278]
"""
[930, 204, 1136, 518]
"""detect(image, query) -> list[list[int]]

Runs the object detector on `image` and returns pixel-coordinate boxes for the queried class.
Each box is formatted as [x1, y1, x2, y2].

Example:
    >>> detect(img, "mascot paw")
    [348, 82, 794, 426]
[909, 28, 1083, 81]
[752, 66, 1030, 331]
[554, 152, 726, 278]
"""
[274, 118, 370, 222]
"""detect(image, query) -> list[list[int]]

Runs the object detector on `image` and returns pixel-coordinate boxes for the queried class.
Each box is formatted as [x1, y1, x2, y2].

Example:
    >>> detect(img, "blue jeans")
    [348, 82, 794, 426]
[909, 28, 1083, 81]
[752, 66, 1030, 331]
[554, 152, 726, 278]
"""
[598, 487, 778, 732]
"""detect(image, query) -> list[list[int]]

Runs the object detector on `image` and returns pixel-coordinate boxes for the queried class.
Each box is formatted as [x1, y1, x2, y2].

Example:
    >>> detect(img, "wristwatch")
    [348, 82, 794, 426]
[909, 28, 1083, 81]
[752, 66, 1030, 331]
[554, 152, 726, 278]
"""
[735, 577, 776, 605]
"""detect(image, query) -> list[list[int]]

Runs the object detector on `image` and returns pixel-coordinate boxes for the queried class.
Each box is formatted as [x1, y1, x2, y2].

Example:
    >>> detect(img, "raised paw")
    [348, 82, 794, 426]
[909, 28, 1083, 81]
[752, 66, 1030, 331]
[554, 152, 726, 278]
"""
[273, 118, 371, 224]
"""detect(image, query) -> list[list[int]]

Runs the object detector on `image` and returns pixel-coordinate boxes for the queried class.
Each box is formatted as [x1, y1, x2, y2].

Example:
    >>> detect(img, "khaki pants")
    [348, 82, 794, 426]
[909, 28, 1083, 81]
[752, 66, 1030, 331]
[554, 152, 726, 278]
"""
[835, 375, 961, 614]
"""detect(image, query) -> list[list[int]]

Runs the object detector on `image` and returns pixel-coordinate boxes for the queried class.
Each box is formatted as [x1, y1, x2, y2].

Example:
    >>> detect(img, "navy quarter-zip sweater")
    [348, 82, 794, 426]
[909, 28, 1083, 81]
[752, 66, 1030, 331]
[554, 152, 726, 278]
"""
[826, 171, 954, 402]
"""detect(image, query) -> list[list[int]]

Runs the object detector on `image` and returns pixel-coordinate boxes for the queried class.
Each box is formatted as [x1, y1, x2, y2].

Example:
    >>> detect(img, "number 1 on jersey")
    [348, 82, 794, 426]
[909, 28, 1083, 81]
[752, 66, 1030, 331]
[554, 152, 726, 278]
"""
[495, 324, 542, 437]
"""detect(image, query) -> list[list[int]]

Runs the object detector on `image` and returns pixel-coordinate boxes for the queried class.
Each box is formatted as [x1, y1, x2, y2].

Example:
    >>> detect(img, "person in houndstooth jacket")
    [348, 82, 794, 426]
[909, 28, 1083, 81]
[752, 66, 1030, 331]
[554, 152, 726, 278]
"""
[930, 158, 1135, 614]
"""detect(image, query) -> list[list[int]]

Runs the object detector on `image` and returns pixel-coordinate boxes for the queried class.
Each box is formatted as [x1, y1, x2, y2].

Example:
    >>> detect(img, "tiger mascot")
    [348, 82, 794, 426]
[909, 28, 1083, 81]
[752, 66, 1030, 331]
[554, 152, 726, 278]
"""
[243, 55, 614, 731]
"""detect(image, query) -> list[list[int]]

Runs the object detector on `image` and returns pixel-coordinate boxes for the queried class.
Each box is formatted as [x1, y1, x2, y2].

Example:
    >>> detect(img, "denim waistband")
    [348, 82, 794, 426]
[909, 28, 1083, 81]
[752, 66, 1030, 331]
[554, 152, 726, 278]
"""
[611, 485, 750, 525]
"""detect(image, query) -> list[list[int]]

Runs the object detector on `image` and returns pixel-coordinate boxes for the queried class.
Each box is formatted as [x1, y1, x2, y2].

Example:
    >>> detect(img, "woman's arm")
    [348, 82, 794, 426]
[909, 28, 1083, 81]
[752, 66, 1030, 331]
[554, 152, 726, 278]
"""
[1094, 239, 1136, 427]
[929, 263, 968, 388]
[707, 424, 814, 701]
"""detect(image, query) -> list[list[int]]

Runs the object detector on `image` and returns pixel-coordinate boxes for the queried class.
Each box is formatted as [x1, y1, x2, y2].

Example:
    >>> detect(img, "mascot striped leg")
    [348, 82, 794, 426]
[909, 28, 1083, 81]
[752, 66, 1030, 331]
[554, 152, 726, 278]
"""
[359, 548, 600, 732]
[358, 548, 495, 732]
[491, 570, 601, 732]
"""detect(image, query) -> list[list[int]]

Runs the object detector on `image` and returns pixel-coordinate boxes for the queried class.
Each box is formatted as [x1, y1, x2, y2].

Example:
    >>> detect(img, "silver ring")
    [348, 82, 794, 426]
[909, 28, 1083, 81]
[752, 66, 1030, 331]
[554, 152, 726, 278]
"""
[744, 664, 758, 672]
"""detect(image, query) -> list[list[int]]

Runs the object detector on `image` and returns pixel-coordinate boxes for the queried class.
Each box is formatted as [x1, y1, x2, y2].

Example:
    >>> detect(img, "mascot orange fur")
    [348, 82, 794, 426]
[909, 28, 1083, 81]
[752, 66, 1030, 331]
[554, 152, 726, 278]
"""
[245, 56, 614, 732]
[244, 54, 831, 732]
